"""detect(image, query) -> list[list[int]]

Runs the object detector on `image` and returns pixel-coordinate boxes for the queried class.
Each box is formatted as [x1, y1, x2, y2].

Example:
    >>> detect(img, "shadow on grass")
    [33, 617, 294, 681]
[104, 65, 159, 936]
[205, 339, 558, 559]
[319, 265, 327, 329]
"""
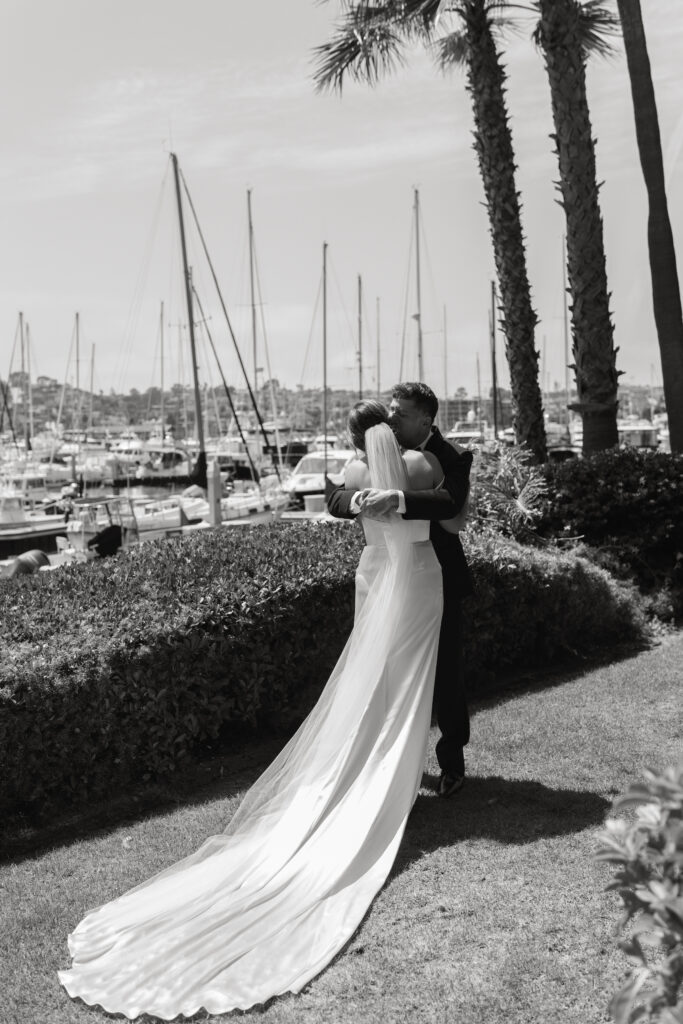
[5, 635, 661, 867]
[0, 732, 288, 866]
[468, 637, 654, 716]
[390, 772, 610, 882]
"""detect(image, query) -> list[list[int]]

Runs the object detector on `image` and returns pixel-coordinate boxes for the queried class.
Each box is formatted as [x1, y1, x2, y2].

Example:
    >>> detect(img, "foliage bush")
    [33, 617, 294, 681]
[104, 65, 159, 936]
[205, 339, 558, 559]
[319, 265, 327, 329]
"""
[469, 441, 548, 541]
[538, 448, 683, 618]
[460, 526, 647, 688]
[0, 519, 649, 819]
[0, 523, 362, 818]
[596, 763, 683, 1023]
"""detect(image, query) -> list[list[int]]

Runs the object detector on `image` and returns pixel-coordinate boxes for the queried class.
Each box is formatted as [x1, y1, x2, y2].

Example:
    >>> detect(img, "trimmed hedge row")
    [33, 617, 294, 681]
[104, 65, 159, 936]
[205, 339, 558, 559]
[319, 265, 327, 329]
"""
[1, 523, 361, 818]
[0, 520, 649, 818]
[461, 528, 647, 686]
[538, 448, 683, 616]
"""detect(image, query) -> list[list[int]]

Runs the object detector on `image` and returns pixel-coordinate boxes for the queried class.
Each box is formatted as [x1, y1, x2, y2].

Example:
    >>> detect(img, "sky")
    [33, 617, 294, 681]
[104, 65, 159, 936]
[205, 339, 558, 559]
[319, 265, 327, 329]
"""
[1, 0, 682, 407]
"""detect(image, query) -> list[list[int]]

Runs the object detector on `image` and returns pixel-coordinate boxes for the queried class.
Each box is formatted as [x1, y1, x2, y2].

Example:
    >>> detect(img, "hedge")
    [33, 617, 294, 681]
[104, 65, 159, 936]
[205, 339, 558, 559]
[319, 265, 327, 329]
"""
[538, 448, 683, 617]
[0, 520, 649, 819]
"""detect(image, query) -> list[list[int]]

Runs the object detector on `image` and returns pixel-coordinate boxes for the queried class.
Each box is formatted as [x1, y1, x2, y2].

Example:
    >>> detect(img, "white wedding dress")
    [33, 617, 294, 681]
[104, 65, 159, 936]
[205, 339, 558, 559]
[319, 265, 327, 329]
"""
[58, 426, 443, 1020]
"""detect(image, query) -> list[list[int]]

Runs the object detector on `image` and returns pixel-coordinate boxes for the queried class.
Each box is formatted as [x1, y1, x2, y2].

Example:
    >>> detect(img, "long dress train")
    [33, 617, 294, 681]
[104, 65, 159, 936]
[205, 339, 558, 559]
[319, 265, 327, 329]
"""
[58, 502, 443, 1019]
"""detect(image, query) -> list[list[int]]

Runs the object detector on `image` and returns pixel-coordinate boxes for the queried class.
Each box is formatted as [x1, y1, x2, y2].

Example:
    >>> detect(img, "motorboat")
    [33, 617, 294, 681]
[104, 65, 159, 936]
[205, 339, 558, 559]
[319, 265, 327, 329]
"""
[124, 493, 208, 534]
[568, 418, 661, 453]
[0, 487, 68, 558]
[445, 421, 486, 446]
[617, 418, 660, 450]
[104, 436, 193, 482]
[280, 449, 356, 511]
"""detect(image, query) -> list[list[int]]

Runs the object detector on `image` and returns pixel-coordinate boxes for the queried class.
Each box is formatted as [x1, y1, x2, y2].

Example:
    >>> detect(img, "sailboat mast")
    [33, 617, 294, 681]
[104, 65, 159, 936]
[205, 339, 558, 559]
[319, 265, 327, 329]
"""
[247, 190, 258, 395]
[19, 311, 26, 448]
[323, 241, 328, 477]
[414, 188, 424, 381]
[88, 343, 95, 434]
[376, 296, 381, 399]
[75, 311, 79, 411]
[443, 304, 448, 406]
[26, 320, 34, 446]
[75, 312, 81, 444]
[357, 273, 363, 400]
[159, 302, 165, 442]
[171, 152, 205, 454]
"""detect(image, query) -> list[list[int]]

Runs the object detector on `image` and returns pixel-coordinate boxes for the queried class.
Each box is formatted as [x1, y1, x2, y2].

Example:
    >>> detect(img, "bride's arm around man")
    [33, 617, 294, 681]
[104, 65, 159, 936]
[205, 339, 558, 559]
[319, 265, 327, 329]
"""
[327, 381, 472, 532]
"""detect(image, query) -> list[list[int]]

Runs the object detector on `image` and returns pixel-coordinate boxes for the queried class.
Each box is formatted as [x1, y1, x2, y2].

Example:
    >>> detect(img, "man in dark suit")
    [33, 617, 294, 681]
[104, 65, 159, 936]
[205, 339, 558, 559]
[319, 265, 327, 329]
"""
[326, 381, 473, 797]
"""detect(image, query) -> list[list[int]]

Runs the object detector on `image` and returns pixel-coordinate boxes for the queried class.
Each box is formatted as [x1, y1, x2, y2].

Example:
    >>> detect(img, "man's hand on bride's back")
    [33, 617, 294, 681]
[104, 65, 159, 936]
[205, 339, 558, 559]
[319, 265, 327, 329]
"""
[358, 488, 399, 519]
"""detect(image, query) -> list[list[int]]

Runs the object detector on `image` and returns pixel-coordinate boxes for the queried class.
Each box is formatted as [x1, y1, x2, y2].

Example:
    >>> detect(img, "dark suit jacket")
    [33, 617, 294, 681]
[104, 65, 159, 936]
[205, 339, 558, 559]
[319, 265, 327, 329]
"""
[326, 427, 474, 598]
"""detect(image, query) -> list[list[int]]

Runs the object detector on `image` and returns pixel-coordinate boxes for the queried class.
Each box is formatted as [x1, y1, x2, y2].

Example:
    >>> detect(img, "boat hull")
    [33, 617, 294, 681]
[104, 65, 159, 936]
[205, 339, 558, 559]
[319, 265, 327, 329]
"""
[0, 520, 68, 559]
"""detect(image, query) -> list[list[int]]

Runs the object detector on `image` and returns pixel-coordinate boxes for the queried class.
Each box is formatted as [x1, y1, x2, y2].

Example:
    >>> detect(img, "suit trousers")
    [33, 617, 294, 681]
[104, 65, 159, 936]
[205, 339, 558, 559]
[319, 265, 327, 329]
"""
[433, 574, 469, 777]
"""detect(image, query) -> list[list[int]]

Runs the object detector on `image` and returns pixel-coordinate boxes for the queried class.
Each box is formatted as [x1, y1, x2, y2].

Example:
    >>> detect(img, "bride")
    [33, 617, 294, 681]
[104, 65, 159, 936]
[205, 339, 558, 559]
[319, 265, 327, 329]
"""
[59, 399, 450, 1020]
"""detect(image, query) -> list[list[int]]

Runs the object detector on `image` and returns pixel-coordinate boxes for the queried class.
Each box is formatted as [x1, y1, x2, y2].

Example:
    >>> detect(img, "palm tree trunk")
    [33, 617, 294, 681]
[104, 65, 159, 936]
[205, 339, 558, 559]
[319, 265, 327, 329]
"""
[536, 0, 620, 454]
[617, 0, 683, 455]
[464, 1, 547, 462]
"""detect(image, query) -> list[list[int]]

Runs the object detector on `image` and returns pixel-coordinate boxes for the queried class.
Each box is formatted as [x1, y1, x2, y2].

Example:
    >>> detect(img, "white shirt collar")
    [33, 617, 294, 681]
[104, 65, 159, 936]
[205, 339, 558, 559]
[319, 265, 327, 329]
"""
[415, 426, 435, 451]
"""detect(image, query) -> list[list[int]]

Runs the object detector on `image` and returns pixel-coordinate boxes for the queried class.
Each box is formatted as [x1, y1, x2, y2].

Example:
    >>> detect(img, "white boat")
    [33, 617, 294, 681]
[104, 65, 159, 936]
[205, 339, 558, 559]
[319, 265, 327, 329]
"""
[63, 496, 139, 555]
[280, 449, 356, 511]
[312, 433, 340, 448]
[205, 437, 261, 479]
[75, 453, 110, 485]
[133, 443, 193, 480]
[618, 417, 660, 449]
[218, 482, 290, 524]
[124, 493, 208, 533]
[2, 456, 73, 491]
[172, 477, 289, 528]
[568, 418, 660, 453]
[445, 420, 486, 446]
[0, 488, 67, 558]
[103, 438, 192, 481]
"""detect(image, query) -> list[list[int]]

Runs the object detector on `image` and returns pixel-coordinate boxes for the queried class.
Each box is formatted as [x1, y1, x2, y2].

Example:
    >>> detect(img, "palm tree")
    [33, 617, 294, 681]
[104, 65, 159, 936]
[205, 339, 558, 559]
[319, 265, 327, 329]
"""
[616, 0, 683, 455]
[532, 0, 621, 454]
[314, 1, 548, 463]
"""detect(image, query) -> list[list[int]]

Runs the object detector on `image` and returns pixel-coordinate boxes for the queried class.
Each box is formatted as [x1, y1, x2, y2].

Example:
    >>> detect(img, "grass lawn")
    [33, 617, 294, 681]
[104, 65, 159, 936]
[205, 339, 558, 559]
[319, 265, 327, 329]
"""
[2, 632, 681, 1024]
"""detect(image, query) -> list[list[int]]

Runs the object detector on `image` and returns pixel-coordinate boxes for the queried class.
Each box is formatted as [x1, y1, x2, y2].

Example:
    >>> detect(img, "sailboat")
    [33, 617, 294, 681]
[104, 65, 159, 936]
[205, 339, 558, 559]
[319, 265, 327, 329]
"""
[202, 190, 291, 485]
[280, 241, 355, 519]
[158, 155, 289, 526]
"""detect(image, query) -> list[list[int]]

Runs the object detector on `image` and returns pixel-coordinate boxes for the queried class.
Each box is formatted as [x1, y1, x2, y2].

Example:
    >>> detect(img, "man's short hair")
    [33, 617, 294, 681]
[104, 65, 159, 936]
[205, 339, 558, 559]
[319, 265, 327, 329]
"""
[391, 382, 438, 422]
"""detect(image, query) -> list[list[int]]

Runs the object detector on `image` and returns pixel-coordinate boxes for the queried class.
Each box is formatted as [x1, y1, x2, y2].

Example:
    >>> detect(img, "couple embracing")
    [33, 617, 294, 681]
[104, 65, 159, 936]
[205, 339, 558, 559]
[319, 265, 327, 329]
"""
[328, 381, 473, 798]
[58, 381, 474, 1020]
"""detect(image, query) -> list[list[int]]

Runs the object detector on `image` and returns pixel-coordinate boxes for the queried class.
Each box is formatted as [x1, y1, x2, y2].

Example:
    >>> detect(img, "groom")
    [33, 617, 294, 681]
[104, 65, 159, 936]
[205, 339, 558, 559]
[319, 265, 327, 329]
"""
[326, 381, 473, 797]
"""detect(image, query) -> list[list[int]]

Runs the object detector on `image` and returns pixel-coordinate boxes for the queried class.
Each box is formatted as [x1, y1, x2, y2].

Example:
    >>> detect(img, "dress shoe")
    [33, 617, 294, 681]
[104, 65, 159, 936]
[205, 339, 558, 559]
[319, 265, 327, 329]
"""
[437, 771, 464, 798]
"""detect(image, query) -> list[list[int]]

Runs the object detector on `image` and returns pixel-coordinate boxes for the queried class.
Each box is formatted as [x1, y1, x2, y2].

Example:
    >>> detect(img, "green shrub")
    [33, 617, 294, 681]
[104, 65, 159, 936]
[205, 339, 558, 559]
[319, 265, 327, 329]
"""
[461, 527, 648, 688]
[0, 523, 362, 817]
[596, 764, 683, 1023]
[538, 449, 683, 617]
[469, 441, 548, 541]
[0, 519, 650, 819]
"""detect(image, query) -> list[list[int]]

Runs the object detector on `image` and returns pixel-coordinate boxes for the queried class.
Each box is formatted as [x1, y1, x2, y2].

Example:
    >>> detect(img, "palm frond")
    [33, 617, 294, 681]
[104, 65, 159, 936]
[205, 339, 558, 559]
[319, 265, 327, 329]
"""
[435, 30, 469, 71]
[531, 0, 620, 60]
[577, 0, 621, 58]
[484, 1, 537, 41]
[396, 0, 444, 35]
[313, 8, 408, 93]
